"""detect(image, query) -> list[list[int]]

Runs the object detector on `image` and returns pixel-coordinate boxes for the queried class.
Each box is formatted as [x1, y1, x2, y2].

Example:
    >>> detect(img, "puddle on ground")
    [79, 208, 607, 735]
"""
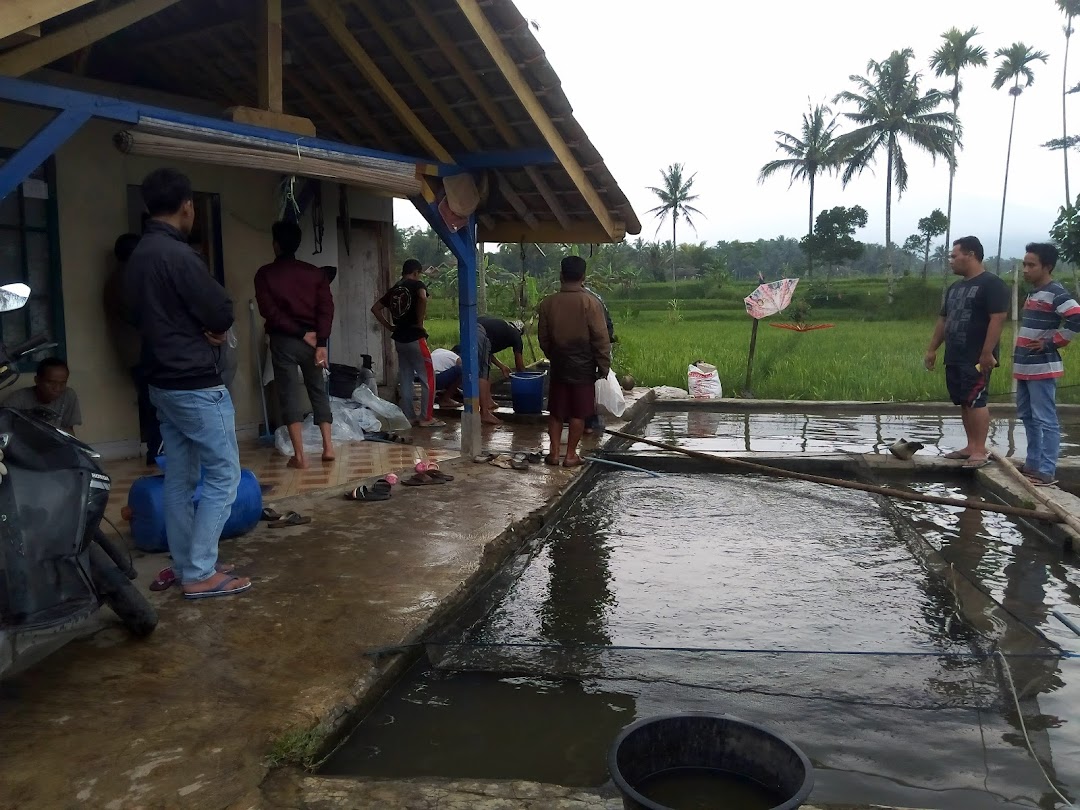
[325, 470, 1080, 810]
[642, 409, 1080, 458]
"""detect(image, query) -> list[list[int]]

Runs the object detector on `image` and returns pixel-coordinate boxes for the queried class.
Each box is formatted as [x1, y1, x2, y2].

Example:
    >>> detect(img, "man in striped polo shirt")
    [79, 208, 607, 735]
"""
[1013, 242, 1080, 486]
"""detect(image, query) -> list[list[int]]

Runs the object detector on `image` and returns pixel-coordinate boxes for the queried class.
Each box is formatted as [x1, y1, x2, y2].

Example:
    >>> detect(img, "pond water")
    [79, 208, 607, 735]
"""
[641, 409, 1080, 459]
[324, 463, 1080, 809]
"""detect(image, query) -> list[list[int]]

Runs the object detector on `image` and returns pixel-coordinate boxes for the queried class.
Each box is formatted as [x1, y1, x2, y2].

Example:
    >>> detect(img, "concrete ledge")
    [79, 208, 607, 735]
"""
[648, 396, 1080, 416]
[284, 775, 923, 810]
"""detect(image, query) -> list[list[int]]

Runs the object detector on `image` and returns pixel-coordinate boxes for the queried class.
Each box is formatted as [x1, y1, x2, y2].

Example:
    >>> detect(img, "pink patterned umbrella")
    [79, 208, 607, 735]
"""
[744, 278, 799, 320]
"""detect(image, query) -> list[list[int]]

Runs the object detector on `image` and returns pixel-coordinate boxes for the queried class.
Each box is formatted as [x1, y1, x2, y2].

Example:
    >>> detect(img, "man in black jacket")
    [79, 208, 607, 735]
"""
[126, 168, 250, 600]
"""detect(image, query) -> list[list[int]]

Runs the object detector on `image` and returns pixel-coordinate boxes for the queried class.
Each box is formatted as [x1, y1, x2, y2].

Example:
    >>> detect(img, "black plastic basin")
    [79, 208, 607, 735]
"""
[609, 713, 814, 810]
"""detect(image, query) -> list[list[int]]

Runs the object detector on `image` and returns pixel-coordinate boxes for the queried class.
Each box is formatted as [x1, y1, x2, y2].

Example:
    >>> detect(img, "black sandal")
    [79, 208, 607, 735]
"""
[345, 479, 392, 501]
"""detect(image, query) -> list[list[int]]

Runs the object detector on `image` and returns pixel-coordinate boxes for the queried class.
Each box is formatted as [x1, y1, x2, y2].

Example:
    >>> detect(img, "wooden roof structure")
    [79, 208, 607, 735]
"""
[0, 0, 641, 244]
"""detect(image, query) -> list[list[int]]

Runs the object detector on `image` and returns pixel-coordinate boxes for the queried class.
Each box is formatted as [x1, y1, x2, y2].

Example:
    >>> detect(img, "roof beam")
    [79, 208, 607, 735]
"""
[495, 175, 538, 230]
[455, 0, 619, 240]
[0, 1, 95, 42]
[0, 0, 182, 76]
[353, 0, 540, 231]
[306, 0, 451, 162]
[352, 0, 475, 150]
[285, 31, 397, 151]
[406, 0, 568, 229]
[478, 219, 624, 245]
[256, 0, 283, 113]
[0, 25, 41, 50]
[214, 34, 320, 138]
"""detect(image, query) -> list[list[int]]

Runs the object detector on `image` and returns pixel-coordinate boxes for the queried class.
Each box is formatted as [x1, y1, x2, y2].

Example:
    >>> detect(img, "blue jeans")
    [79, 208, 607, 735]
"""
[1017, 378, 1060, 478]
[435, 365, 461, 392]
[149, 386, 241, 584]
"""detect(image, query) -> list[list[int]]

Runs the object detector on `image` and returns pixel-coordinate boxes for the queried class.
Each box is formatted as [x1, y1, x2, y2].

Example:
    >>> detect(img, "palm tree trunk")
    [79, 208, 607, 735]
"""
[1065, 22, 1074, 205]
[922, 235, 930, 281]
[885, 140, 895, 304]
[671, 217, 677, 295]
[997, 88, 1020, 275]
[944, 84, 959, 252]
[807, 173, 815, 279]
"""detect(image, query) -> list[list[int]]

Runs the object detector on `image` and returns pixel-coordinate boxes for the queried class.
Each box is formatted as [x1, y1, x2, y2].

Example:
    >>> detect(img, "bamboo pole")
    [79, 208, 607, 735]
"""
[604, 429, 1063, 524]
[990, 453, 1080, 540]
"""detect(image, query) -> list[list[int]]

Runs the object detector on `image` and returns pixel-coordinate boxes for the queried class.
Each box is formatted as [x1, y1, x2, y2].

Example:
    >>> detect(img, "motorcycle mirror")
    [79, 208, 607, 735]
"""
[0, 283, 30, 313]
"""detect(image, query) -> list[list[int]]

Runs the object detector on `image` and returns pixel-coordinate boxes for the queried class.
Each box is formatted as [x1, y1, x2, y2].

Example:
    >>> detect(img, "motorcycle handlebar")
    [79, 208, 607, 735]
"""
[5, 333, 49, 361]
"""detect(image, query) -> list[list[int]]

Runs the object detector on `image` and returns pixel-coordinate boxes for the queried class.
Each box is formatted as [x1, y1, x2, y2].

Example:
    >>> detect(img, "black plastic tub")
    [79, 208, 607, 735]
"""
[609, 713, 814, 810]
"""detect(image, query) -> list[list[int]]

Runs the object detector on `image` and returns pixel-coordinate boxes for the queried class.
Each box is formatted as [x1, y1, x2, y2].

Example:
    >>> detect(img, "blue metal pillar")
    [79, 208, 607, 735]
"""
[455, 221, 480, 456]
[0, 108, 90, 200]
[411, 196, 480, 456]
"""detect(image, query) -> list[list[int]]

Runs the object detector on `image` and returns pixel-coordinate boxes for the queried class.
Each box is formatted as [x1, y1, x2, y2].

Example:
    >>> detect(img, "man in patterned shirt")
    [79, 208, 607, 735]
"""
[1013, 242, 1080, 485]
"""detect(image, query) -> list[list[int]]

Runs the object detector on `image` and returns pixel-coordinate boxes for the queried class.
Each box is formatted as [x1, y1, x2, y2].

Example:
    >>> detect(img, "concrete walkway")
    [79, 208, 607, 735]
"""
[0, 457, 576, 810]
[274, 776, 894, 810]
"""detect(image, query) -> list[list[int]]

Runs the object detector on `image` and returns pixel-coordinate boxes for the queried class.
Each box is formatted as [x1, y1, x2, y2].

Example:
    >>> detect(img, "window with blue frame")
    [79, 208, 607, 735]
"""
[0, 151, 64, 367]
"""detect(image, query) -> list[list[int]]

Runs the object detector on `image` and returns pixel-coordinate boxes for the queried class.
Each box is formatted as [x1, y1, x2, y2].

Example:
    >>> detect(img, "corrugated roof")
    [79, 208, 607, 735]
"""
[1, 0, 640, 243]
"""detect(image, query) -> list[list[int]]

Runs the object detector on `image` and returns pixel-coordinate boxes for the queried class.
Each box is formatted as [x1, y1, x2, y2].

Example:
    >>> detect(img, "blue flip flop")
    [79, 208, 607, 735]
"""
[183, 575, 252, 600]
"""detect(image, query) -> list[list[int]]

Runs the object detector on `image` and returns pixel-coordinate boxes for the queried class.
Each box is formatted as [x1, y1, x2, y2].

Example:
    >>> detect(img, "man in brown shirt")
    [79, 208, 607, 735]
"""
[538, 256, 611, 467]
[255, 220, 335, 468]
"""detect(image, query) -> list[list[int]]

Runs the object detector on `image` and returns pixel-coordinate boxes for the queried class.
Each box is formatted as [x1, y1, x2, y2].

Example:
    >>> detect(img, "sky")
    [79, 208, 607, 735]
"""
[395, 0, 1075, 259]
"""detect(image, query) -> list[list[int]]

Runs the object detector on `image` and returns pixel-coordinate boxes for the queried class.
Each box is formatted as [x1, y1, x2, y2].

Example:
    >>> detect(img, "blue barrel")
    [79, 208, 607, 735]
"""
[510, 371, 546, 414]
[127, 469, 263, 553]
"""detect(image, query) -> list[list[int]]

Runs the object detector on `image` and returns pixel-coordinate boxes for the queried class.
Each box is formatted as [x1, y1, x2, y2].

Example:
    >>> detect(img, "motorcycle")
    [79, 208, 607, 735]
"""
[0, 283, 157, 678]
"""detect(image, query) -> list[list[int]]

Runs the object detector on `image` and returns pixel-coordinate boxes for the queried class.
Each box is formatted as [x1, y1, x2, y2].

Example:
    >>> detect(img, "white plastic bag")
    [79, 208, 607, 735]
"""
[274, 398, 370, 457]
[687, 362, 722, 399]
[351, 385, 412, 432]
[595, 370, 627, 418]
[654, 385, 690, 400]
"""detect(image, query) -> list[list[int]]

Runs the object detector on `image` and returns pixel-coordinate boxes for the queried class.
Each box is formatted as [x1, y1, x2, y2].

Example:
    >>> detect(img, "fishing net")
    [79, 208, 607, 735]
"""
[411, 467, 1075, 807]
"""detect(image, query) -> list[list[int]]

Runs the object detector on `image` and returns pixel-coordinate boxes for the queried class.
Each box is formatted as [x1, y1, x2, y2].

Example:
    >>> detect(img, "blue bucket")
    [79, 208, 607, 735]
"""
[510, 371, 546, 414]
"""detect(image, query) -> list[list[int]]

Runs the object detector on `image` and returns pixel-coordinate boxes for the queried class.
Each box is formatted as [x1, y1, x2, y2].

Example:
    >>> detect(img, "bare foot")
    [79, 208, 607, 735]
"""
[182, 571, 251, 596]
[287, 456, 309, 470]
[481, 412, 502, 425]
[322, 450, 336, 463]
[563, 455, 584, 468]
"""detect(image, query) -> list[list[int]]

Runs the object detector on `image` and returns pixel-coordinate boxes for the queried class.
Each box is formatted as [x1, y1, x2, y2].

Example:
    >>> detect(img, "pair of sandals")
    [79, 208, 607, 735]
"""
[262, 507, 312, 527]
[1021, 465, 1059, 487]
[345, 478, 393, 501]
[150, 563, 251, 601]
[943, 450, 990, 469]
[545, 455, 584, 468]
[403, 463, 454, 486]
[366, 432, 412, 445]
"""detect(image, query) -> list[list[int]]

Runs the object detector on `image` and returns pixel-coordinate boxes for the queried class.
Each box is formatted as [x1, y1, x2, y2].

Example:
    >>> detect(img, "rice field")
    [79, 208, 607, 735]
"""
[424, 316, 1080, 405]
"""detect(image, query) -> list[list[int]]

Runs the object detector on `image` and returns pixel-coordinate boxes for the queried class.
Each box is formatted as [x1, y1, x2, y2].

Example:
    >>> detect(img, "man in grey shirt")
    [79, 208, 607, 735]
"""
[3, 357, 82, 433]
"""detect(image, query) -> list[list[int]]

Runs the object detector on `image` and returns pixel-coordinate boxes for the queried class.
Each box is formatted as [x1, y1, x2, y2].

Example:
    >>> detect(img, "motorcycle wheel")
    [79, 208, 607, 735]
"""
[88, 545, 158, 637]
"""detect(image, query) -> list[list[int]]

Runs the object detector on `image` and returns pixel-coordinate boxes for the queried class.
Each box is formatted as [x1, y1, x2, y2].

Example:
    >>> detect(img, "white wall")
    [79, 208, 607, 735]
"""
[0, 102, 394, 457]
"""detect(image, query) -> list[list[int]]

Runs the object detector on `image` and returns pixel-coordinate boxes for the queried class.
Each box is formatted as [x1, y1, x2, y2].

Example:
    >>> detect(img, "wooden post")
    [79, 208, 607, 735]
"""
[477, 241, 487, 316]
[257, 0, 283, 113]
[743, 318, 759, 397]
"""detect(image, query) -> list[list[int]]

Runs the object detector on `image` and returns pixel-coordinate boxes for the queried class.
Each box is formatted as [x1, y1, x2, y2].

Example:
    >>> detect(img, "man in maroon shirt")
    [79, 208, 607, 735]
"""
[255, 221, 335, 468]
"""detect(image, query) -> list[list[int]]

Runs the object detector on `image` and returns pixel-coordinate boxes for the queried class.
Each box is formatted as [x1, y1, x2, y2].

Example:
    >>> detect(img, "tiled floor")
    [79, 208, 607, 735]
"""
[103, 437, 454, 531]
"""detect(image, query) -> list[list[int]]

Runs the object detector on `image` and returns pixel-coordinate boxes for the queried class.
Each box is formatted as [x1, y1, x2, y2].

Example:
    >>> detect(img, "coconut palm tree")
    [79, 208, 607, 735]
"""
[833, 49, 957, 302]
[758, 103, 842, 278]
[646, 163, 704, 293]
[929, 27, 988, 251]
[993, 43, 1050, 273]
[1059, 1, 1080, 203]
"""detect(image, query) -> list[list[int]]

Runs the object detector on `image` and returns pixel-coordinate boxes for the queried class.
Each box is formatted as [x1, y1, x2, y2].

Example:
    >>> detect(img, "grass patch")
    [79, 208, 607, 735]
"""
[424, 316, 1080, 405]
[266, 725, 322, 769]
